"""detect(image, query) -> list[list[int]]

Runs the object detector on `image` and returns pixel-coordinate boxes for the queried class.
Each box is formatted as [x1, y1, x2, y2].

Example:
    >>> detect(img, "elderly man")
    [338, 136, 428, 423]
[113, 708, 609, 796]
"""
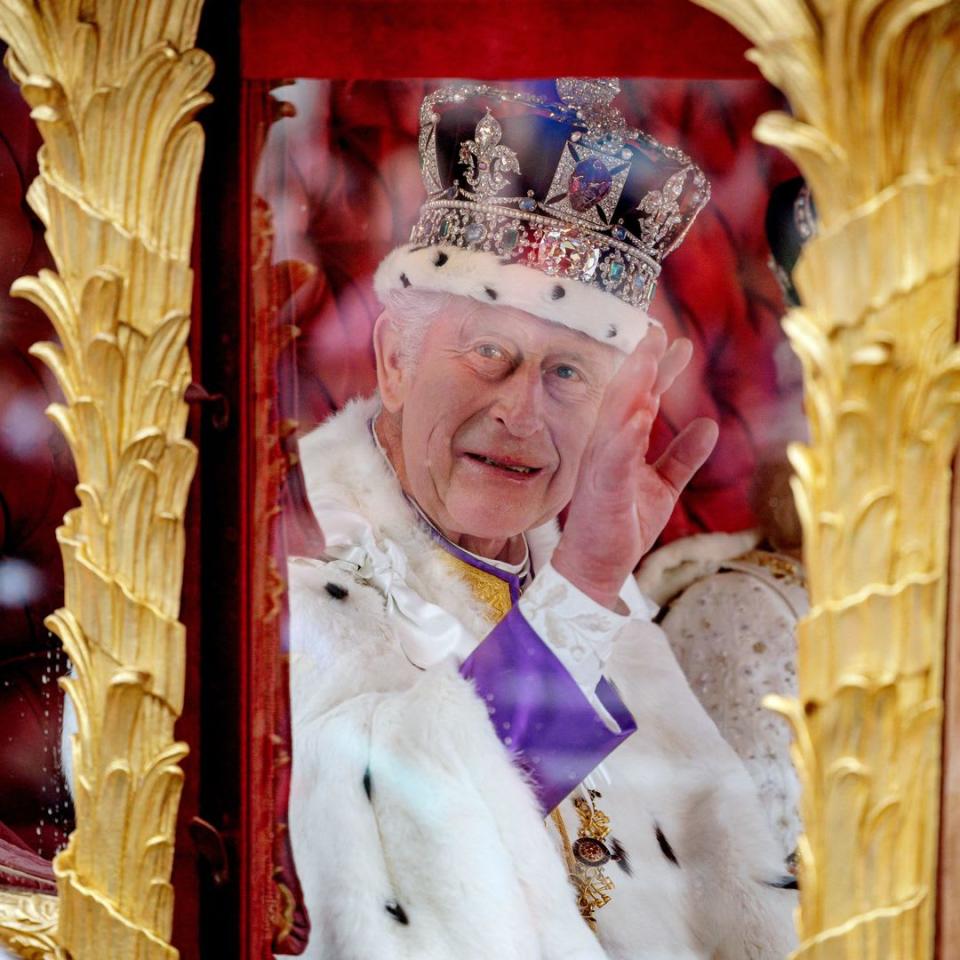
[284, 80, 796, 959]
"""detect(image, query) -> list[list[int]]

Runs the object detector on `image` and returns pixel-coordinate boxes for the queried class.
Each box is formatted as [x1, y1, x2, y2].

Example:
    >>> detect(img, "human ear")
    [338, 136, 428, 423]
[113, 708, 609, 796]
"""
[372, 310, 407, 414]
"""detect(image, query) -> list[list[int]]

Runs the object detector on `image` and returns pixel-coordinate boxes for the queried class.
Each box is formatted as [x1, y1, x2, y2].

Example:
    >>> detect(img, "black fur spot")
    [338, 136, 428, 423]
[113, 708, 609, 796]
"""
[484, 286, 497, 300]
[324, 582, 349, 600]
[655, 825, 679, 866]
[610, 838, 632, 876]
[606, 324, 617, 338]
[766, 875, 799, 890]
[551, 284, 565, 300]
[399, 272, 411, 288]
[362, 767, 372, 800]
[434, 250, 448, 267]
[385, 900, 409, 924]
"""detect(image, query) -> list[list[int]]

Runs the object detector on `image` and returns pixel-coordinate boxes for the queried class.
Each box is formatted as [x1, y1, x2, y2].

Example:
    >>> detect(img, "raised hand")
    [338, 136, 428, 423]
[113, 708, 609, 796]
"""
[552, 326, 718, 610]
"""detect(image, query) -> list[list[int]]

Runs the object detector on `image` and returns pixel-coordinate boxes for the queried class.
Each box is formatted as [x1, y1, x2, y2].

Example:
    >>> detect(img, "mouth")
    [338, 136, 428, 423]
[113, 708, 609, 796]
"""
[464, 452, 543, 477]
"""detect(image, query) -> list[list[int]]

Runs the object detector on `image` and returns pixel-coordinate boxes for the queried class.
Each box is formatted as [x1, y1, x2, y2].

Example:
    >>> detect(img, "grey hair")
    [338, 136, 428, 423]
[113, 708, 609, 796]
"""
[382, 287, 480, 368]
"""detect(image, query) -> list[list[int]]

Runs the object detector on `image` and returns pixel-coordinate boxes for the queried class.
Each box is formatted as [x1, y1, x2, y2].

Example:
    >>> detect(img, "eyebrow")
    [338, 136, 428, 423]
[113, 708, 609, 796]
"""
[456, 317, 519, 349]
[550, 350, 590, 367]
[459, 313, 607, 368]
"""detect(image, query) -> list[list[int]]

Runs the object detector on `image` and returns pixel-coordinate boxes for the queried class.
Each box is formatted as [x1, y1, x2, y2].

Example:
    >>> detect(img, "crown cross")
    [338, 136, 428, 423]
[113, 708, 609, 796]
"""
[557, 77, 627, 144]
[459, 110, 521, 201]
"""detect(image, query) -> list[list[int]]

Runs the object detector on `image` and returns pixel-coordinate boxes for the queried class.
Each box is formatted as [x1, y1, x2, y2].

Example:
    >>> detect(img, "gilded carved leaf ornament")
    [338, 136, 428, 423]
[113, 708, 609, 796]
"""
[0, 1, 210, 957]
[691, 1, 960, 957]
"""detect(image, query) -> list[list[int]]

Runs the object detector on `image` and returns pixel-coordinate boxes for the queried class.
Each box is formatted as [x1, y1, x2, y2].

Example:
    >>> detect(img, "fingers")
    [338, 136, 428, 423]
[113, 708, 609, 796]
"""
[588, 328, 694, 473]
[625, 405, 656, 464]
[578, 403, 651, 497]
[603, 329, 690, 424]
[653, 338, 692, 397]
[652, 417, 719, 495]
[592, 332, 662, 438]
[640, 323, 668, 361]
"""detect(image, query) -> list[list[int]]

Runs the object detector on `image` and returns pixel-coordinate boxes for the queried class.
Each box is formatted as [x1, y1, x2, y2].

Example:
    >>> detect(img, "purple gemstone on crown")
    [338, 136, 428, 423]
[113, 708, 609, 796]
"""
[567, 157, 613, 213]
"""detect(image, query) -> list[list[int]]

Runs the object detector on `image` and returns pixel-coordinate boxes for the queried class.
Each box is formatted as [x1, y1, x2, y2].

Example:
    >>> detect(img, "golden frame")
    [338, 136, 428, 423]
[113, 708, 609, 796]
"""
[689, 2, 960, 956]
[0, 2, 210, 958]
[0, 2, 958, 959]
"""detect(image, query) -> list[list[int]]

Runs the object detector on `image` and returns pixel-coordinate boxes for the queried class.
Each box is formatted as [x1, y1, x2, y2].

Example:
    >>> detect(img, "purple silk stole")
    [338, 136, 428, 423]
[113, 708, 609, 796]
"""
[437, 538, 637, 814]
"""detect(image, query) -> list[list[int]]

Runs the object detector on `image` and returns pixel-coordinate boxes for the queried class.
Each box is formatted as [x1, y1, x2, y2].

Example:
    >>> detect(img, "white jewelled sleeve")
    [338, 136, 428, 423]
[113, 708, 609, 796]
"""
[517, 560, 658, 731]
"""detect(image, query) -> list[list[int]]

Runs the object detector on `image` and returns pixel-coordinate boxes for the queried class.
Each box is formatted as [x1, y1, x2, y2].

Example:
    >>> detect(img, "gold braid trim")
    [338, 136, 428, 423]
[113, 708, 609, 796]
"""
[439, 551, 513, 622]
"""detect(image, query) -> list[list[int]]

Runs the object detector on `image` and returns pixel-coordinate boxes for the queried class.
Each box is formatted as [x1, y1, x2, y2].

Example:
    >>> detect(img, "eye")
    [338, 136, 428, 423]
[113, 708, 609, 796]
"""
[475, 343, 506, 361]
[551, 363, 582, 382]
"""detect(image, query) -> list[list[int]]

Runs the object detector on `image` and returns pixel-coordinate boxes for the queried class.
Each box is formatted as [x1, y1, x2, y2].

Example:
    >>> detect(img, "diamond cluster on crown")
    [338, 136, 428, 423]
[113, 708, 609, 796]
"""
[412, 81, 710, 313]
[410, 197, 661, 309]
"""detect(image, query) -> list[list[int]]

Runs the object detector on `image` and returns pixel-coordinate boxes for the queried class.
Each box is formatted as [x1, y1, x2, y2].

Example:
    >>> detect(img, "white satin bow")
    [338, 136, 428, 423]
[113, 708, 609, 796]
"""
[300, 499, 475, 670]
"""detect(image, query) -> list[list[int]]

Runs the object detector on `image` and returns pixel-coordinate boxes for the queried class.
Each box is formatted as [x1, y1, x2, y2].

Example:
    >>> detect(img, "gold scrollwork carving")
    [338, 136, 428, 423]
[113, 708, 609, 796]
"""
[690, 2, 960, 958]
[0, 890, 59, 960]
[0, 2, 211, 958]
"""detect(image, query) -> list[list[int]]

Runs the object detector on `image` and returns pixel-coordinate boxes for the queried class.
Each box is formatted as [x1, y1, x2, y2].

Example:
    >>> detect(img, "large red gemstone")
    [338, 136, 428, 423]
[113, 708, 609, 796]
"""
[568, 157, 612, 212]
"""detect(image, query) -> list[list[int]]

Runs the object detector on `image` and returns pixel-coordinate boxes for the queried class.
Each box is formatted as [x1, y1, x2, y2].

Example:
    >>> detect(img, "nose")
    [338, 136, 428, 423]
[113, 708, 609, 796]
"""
[491, 363, 544, 439]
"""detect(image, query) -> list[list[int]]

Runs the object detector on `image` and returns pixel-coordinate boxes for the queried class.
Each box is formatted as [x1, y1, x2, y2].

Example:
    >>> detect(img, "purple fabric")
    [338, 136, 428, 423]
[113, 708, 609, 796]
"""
[460, 605, 636, 814]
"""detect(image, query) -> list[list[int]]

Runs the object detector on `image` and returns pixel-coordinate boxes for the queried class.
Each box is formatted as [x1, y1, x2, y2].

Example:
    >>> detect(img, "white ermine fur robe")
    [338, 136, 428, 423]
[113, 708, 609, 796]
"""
[282, 396, 797, 959]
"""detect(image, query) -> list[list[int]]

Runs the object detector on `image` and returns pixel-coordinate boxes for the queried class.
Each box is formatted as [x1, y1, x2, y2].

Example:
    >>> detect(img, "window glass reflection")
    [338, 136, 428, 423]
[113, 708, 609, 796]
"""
[254, 77, 808, 958]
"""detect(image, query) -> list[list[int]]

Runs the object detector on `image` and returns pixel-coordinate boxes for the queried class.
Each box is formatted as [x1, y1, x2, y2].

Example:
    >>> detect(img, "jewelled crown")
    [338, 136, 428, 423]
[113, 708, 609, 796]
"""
[374, 79, 711, 353]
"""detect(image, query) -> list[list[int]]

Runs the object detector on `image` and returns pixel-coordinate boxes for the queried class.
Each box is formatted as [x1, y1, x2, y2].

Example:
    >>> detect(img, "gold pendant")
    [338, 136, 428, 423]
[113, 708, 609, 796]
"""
[550, 789, 618, 928]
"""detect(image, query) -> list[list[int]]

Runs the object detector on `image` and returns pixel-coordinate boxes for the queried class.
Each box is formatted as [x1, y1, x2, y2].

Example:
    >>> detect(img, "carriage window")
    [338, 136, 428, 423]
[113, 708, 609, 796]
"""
[245, 75, 809, 956]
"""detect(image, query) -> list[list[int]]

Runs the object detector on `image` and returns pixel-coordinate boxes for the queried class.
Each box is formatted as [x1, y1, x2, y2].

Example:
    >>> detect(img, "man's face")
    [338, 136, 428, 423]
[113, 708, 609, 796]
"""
[378, 297, 621, 544]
